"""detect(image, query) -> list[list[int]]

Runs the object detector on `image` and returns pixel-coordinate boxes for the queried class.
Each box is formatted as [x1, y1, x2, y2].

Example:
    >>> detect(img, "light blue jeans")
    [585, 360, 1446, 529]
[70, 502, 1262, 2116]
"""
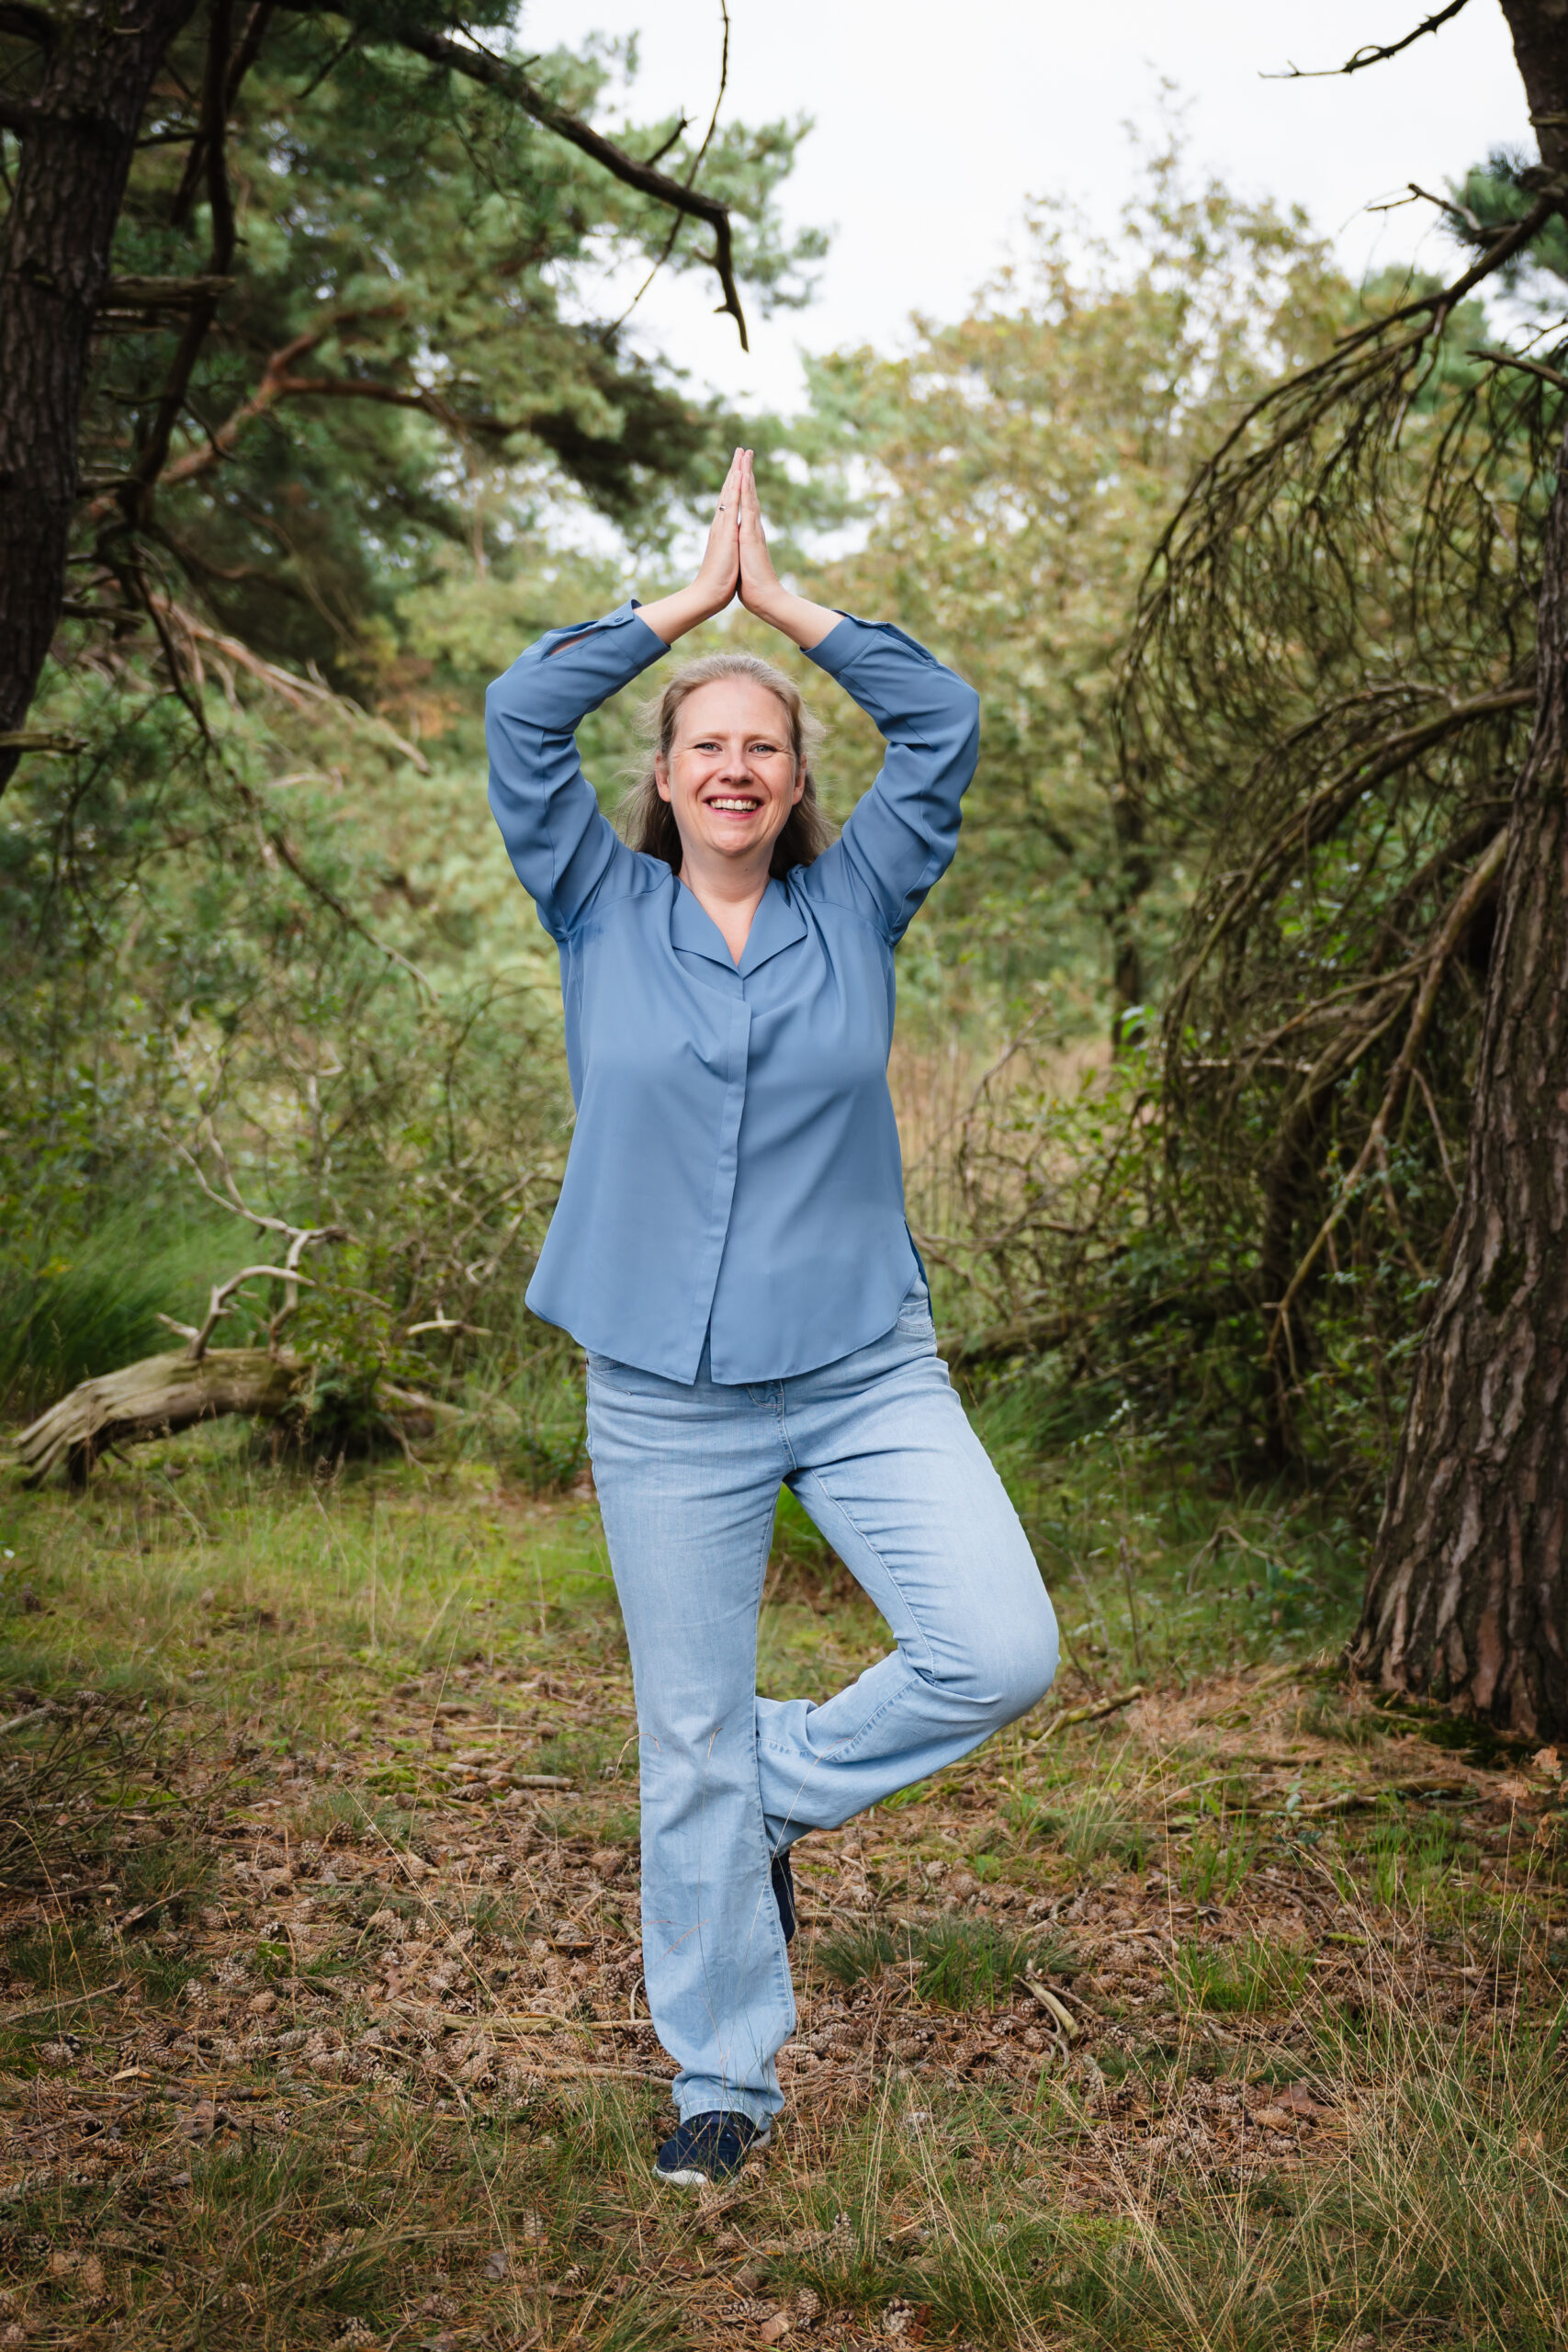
[584, 1280, 1059, 2129]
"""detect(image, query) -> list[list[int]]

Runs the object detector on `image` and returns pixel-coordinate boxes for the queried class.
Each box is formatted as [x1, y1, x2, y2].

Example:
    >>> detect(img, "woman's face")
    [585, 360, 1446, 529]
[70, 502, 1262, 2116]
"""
[655, 678, 803, 872]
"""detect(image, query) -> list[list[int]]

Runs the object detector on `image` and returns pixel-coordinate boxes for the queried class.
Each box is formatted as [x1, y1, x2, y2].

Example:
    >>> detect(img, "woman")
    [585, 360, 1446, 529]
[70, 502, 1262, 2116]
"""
[486, 449, 1058, 2185]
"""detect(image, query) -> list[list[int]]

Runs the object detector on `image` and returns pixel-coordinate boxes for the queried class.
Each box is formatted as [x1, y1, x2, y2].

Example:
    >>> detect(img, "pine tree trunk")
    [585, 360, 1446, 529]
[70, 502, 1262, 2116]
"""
[1354, 0, 1568, 1739]
[0, 0, 197, 798]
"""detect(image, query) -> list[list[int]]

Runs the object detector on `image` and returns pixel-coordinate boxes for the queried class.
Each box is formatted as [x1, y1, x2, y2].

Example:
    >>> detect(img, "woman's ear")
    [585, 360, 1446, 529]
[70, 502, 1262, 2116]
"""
[655, 753, 672, 805]
[791, 764, 806, 807]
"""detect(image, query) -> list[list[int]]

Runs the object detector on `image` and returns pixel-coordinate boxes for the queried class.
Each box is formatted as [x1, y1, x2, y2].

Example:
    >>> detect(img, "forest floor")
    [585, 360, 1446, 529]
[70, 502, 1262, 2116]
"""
[0, 1423, 1563, 2351]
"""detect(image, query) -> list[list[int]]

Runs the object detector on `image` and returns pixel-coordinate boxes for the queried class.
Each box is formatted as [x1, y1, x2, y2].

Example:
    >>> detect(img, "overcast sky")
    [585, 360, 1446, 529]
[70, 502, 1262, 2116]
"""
[521, 0, 1535, 413]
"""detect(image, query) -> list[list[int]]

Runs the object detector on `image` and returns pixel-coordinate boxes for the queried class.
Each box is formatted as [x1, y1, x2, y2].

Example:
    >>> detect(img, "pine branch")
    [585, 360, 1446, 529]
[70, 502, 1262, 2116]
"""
[276, 0, 750, 348]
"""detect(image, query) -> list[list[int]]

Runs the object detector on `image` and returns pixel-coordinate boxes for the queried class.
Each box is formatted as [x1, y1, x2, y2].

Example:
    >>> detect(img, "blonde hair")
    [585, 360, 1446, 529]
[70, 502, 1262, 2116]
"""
[621, 651, 833, 877]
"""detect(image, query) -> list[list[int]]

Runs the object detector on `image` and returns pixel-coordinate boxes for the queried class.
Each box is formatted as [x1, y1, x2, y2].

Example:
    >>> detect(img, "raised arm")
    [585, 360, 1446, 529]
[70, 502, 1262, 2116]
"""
[804, 621, 980, 942]
[486, 457, 748, 938]
[734, 451, 979, 942]
[485, 605, 668, 940]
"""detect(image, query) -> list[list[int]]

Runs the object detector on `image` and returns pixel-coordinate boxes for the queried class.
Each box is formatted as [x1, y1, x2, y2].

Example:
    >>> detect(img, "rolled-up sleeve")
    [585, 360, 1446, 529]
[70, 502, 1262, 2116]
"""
[804, 616, 980, 944]
[485, 601, 669, 940]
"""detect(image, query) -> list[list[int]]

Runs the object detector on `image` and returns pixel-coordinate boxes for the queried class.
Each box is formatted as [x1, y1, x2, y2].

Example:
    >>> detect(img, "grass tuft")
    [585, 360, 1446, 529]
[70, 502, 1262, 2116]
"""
[1172, 1933, 1310, 2014]
[815, 1916, 1053, 2013]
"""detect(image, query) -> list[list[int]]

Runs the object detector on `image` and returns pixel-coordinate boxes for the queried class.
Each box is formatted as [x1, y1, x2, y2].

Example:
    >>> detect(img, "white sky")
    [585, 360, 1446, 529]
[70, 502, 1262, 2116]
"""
[520, 0, 1535, 413]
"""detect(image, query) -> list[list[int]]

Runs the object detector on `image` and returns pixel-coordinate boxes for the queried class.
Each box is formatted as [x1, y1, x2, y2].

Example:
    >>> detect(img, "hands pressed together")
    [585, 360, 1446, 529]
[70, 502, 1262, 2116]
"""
[637, 449, 840, 652]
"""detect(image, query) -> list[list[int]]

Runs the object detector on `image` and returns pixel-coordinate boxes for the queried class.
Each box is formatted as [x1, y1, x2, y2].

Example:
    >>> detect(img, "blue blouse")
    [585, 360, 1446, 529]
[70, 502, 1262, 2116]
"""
[485, 601, 979, 1384]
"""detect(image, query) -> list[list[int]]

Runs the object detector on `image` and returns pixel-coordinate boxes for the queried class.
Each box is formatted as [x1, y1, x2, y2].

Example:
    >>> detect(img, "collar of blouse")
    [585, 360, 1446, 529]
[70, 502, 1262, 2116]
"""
[669, 873, 809, 979]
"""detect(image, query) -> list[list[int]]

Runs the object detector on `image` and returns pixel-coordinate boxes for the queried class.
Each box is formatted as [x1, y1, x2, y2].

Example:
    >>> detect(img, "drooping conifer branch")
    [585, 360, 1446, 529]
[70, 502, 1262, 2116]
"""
[276, 0, 752, 348]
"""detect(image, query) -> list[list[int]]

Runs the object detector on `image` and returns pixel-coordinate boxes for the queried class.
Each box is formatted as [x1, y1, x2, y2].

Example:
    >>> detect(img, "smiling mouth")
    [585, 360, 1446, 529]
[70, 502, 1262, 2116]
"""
[706, 796, 762, 814]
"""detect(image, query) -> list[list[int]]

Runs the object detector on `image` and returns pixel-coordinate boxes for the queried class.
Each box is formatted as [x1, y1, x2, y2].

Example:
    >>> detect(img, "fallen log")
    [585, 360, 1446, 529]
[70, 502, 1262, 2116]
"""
[11, 1350, 458, 1487]
[14, 1348, 310, 1486]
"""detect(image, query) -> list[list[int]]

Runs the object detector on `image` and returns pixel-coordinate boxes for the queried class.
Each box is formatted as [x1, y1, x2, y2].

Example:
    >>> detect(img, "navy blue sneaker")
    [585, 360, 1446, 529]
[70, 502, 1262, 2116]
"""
[654, 2110, 772, 2185]
[772, 1848, 796, 1943]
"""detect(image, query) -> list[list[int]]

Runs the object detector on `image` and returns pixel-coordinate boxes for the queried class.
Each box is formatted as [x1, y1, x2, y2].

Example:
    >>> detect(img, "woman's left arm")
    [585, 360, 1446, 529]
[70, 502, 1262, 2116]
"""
[802, 621, 980, 943]
[737, 452, 980, 943]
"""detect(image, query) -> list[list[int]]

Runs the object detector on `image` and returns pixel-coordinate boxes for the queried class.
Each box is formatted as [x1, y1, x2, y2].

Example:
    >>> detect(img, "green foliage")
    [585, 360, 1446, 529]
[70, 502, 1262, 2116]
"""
[1361, 1808, 1473, 1912]
[2, 7, 832, 1442]
[1450, 147, 1568, 303]
[0, 1206, 239, 1416]
[802, 129, 1347, 1027]
[82, 14, 823, 674]
[911, 1918, 1042, 2012]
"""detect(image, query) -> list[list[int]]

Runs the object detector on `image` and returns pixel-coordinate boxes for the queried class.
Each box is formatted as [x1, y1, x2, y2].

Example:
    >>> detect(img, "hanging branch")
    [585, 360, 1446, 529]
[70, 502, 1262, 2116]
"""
[606, 0, 734, 339]
[276, 0, 751, 348]
[1265, 2, 1474, 81]
[169, 0, 276, 226]
[123, 0, 240, 523]
[1082, 119, 1568, 1458]
[1263, 831, 1508, 1363]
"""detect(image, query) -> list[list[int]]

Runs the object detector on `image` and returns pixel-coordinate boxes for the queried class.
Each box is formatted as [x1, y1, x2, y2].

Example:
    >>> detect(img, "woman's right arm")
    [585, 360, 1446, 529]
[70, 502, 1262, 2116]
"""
[485, 607, 668, 940]
[486, 454, 745, 939]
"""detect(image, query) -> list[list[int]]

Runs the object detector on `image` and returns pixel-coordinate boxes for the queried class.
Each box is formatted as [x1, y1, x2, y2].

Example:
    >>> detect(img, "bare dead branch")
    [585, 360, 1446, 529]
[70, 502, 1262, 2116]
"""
[13, 1350, 310, 1485]
[1266, 1, 1473, 81]
[606, 0, 732, 338]
[188, 1261, 316, 1361]
[145, 589, 429, 768]
[1413, 1064, 1461, 1195]
[0, 728, 85, 753]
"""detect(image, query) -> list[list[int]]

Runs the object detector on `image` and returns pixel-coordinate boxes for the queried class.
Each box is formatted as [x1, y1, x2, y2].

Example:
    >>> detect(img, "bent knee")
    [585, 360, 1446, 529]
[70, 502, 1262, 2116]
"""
[964, 1593, 1058, 1725]
[993, 1637, 1058, 1724]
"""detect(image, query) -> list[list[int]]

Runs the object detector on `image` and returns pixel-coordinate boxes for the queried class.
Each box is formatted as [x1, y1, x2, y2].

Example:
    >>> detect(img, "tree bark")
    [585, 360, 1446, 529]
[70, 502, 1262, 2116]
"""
[0, 0, 198, 799]
[1353, 0, 1568, 1738]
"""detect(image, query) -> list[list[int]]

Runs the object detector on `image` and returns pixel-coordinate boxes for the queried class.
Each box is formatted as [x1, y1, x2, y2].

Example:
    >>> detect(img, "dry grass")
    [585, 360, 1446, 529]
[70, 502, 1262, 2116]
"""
[0, 1431, 1562, 2349]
